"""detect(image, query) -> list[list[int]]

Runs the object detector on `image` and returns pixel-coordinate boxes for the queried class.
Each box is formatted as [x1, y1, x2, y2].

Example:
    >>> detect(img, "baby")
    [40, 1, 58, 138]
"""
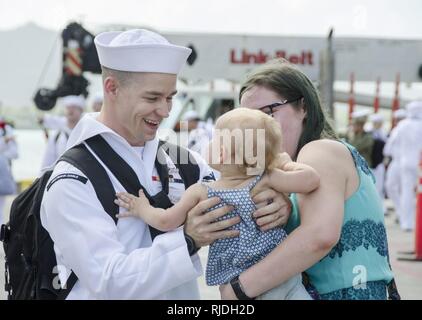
[115, 108, 319, 300]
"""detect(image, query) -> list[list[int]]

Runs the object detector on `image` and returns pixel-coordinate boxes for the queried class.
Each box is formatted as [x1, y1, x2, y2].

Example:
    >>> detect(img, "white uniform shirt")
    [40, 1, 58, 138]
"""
[42, 114, 67, 130]
[40, 127, 72, 172]
[40, 113, 215, 299]
[0, 124, 18, 161]
[371, 128, 388, 142]
[393, 117, 422, 170]
[187, 127, 210, 158]
[383, 128, 399, 159]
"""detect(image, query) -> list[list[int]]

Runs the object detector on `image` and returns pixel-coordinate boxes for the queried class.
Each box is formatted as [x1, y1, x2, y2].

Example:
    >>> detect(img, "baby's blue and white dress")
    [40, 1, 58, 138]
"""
[204, 174, 312, 299]
[205, 174, 286, 285]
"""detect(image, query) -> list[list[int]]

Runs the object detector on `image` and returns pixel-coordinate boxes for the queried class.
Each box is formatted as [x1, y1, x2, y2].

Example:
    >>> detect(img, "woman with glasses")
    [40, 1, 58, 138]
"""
[219, 58, 397, 300]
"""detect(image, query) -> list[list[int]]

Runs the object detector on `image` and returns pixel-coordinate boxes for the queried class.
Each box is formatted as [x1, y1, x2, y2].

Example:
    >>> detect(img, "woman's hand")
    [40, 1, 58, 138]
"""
[250, 177, 292, 232]
[219, 283, 238, 300]
[184, 197, 240, 247]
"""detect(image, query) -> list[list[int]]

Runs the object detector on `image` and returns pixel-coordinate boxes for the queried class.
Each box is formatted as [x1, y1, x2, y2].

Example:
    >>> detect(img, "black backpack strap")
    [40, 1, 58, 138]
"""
[158, 140, 200, 189]
[84, 135, 202, 245]
[84, 135, 171, 240]
[54, 142, 119, 300]
[150, 141, 201, 240]
[85, 135, 143, 196]
[155, 146, 170, 194]
[59, 144, 119, 224]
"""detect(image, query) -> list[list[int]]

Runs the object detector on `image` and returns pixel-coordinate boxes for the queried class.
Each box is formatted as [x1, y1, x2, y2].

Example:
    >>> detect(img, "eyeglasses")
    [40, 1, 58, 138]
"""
[258, 97, 302, 117]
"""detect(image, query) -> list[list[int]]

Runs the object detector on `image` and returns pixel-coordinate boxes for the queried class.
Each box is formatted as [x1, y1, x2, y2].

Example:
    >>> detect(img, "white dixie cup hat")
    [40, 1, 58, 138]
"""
[94, 29, 192, 74]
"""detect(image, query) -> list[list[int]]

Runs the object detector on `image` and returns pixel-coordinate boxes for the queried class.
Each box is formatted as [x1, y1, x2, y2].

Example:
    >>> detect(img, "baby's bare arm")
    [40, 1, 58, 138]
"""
[115, 184, 204, 231]
[268, 156, 320, 194]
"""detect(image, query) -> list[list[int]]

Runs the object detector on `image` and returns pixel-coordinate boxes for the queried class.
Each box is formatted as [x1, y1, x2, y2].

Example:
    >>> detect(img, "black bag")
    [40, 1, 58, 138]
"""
[0, 135, 200, 300]
[371, 138, 386, 169]
[0, 141, 118, 300]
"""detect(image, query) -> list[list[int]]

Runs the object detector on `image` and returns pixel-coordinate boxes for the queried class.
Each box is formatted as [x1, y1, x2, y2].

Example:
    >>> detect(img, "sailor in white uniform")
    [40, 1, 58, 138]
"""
[393, 101, 422, 231]
[40, 29, 288, 300]
[40, 95, 85, 172]
[91, 91, 104, 112]
[368, 113, 388, 212]
[0, 119, 18, 225]
[41, 29, 206, 300]
[384, 109, 407, 222]
[182, 110, 211, 157]
[39, 114, 67, 131]
[369, 113, 388, 142]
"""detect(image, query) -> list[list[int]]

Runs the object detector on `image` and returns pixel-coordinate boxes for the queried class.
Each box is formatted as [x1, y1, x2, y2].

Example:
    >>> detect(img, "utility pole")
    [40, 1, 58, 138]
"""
[319, 28, 335, 121]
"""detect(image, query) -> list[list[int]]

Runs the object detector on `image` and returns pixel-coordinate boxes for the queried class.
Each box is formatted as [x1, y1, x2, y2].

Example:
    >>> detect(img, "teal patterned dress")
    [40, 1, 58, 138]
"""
[285, 141, 394, 300]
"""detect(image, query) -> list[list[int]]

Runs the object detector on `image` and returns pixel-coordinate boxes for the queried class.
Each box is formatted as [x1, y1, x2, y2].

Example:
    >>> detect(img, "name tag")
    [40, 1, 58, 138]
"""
[169, 175, 184, 184]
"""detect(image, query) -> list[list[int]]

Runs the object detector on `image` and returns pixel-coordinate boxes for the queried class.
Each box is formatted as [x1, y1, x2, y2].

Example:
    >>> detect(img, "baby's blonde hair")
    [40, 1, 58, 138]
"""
[215, 108, 282, 174]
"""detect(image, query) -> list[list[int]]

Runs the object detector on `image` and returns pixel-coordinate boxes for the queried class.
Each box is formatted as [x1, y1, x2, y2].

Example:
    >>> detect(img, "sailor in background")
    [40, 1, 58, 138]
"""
[348, 110, 374, 167]
[0, 117, 18, 225]
[182, 110, 211, 157]
[0, 117, 18, 165]
[38, 113, 67, 132]
[40, 95, 85, 171]
[391, 101, 422, 231]
[91, 91, 104, 112]
[368, 113, 388, 142]
[383, 109, 407, 223]
[368, 113, 388, 213]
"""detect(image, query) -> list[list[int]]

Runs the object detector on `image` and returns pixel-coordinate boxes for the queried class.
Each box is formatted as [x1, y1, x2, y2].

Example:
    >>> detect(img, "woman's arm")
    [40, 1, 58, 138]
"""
[221, 140, 347, 299]
[115, 183, 204, 232]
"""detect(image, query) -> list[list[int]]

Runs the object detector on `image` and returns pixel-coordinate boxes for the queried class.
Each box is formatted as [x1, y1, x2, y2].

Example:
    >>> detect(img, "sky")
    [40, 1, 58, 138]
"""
[1, 0, 422, 112]
[1, 0, 422, 39]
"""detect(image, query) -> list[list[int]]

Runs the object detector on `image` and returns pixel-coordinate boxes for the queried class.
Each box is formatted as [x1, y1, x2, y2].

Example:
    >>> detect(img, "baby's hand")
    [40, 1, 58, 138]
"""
[278, 152, 293, 169]
[269, 152, 293, 171]
[115, 189, 149, 219]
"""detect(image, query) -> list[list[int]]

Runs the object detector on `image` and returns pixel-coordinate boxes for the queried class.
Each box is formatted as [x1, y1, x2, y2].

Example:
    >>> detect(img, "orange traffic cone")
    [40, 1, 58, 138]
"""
[398, 151, 422, 261]
[415, 153, 422, 260]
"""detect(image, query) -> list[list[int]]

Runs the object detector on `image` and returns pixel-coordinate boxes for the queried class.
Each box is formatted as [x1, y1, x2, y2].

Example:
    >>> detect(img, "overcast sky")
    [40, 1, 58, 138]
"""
[1, 0, 422, 38]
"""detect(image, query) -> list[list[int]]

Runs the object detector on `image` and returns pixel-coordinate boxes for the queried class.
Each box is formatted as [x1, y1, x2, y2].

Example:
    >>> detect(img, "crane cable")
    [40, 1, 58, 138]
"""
[33, 31, 61, 140]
